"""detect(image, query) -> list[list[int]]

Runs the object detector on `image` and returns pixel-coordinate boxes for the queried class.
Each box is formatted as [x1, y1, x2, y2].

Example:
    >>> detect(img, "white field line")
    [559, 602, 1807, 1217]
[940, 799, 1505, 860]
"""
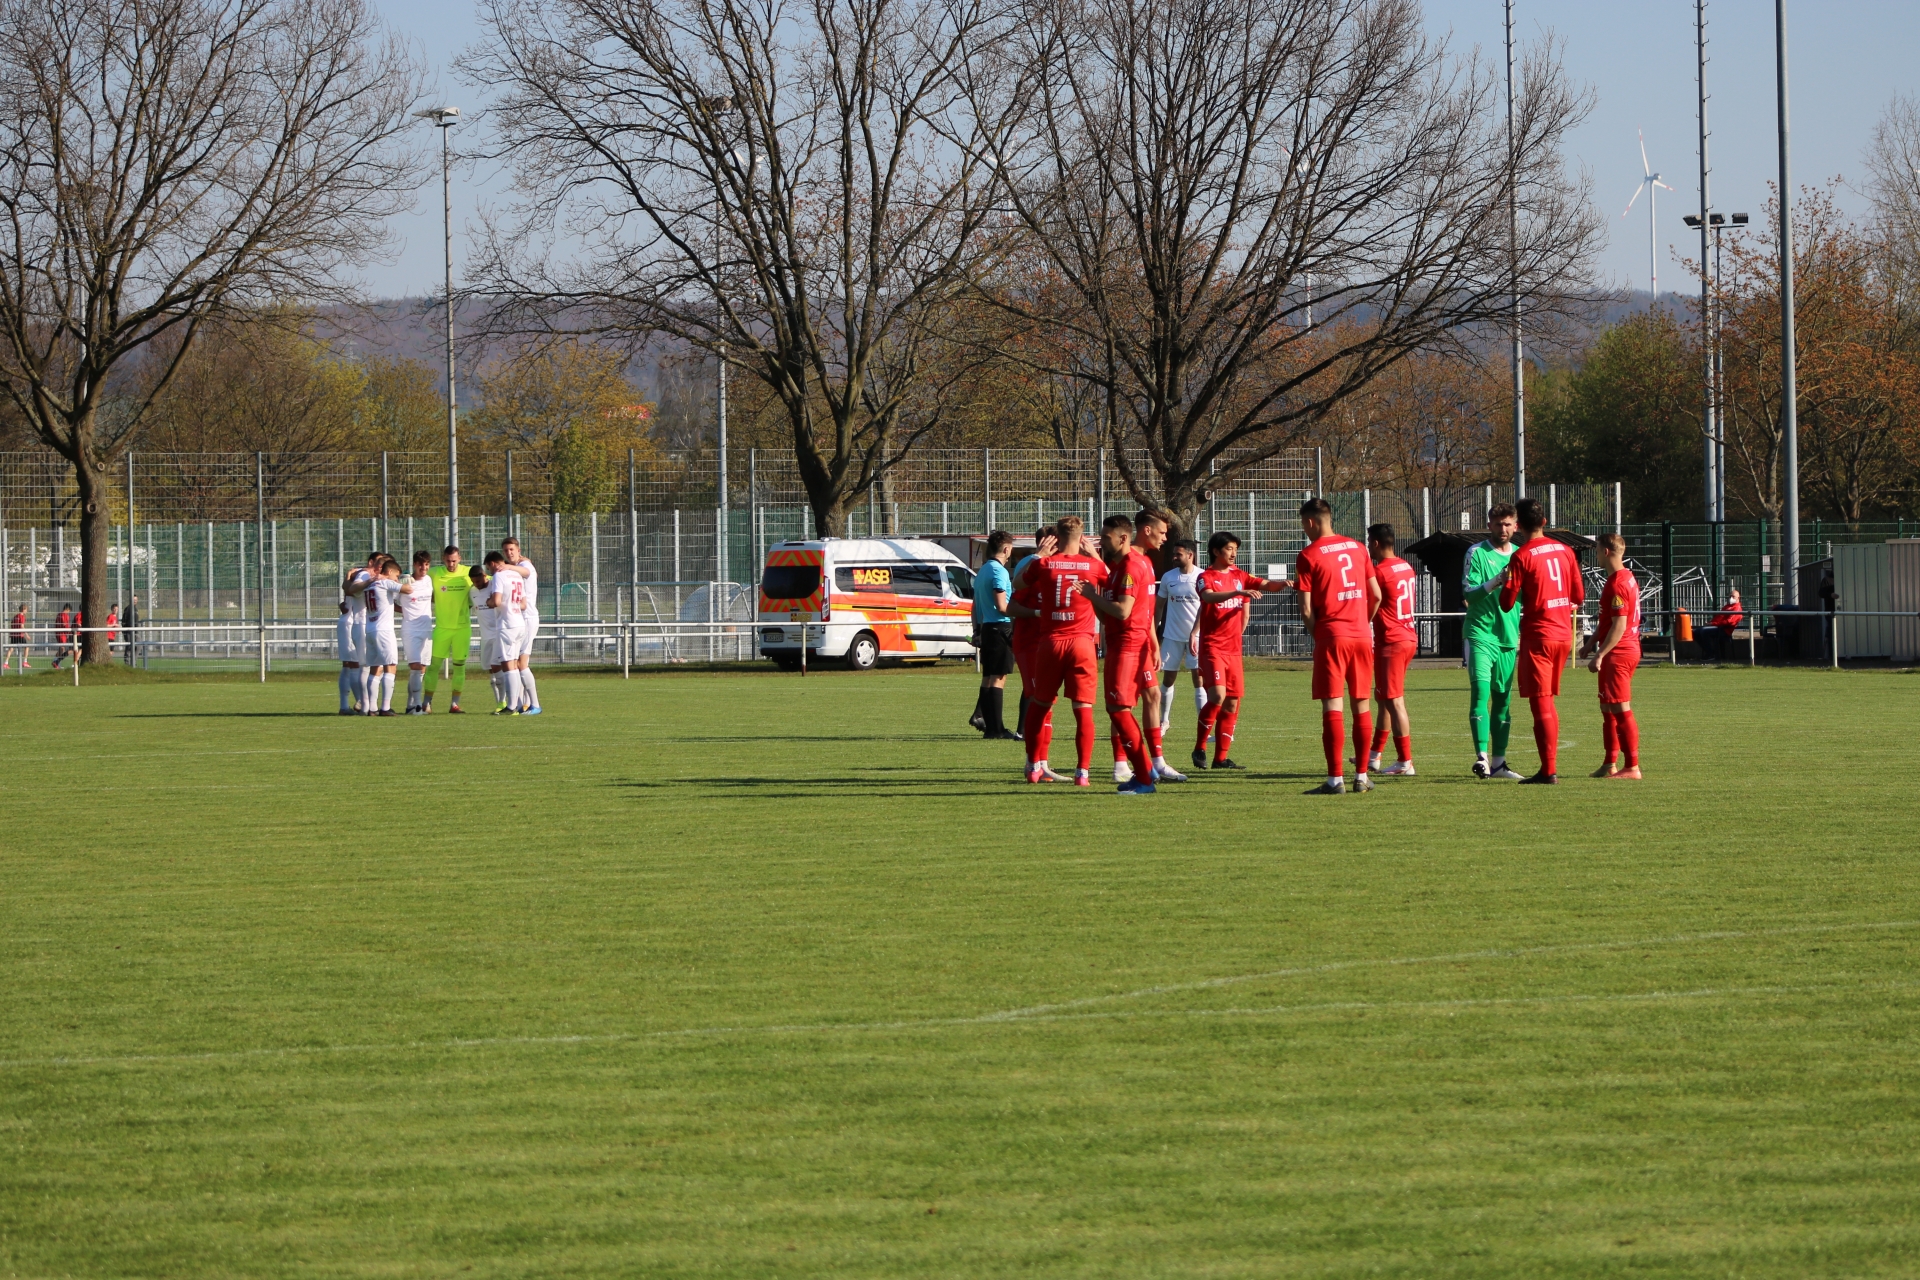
[2, 918, 1913, 1073]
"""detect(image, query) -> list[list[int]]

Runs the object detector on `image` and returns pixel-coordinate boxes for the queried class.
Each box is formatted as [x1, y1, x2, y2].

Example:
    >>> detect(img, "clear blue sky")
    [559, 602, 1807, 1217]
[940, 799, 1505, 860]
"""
[363, 0, 1918, 301]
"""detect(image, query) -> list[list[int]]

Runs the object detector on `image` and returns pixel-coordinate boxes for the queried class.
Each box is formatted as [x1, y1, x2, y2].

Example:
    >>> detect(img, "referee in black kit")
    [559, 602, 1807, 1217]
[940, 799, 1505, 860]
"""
[969, 530, 1019, 739]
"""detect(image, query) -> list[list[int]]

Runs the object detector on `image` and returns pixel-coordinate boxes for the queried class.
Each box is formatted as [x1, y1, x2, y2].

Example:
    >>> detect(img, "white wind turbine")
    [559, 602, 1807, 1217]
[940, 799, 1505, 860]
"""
[1621, 131, 1677, 297]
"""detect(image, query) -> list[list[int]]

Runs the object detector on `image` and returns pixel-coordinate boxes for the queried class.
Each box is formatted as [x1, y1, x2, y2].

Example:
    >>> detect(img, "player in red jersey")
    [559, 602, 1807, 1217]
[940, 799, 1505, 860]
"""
[1011, 516, 1109, 786]
[1580, 532, 1643, 779]
[1365, 523, 1419, 777]
[1086, 514, 1161, 794]
[1295, 498, 1382, 794]
[1498, 497, 1585, 784]
[1008, 525, 1057, 747]
[1191, 531, 1287, 771]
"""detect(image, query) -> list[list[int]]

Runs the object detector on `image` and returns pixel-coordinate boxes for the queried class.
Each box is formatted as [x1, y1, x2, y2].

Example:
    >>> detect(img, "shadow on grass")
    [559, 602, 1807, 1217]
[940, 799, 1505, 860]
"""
[113, 711, 347, 719]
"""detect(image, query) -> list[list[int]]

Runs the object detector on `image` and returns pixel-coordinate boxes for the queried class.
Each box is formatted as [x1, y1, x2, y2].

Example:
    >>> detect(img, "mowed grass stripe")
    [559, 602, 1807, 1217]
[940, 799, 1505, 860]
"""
[1, 664, 1917, 1277]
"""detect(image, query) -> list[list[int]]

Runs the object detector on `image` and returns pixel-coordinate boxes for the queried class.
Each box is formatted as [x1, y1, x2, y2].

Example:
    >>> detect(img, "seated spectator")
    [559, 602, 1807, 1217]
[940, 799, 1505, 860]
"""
[1699, 589, 1742, 662]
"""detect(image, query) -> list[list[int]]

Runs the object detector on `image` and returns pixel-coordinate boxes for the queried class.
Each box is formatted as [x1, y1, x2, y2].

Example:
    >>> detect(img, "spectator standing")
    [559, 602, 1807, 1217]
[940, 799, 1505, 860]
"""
[123, 596, 141, 666]
[969, 531, 1018, 739]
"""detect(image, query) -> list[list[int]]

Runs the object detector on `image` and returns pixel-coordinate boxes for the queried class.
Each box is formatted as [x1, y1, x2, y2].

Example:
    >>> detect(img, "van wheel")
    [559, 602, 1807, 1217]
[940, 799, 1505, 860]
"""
[845, 632, 880, 671]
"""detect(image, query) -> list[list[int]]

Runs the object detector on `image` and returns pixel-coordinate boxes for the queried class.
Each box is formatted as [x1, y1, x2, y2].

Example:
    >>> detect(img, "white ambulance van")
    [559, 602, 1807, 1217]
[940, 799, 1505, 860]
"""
[757, 538, 978, 670]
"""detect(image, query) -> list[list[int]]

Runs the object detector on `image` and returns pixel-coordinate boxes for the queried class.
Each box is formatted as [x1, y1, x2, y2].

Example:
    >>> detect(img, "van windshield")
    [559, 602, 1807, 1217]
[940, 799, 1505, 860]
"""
[761, 564, 821, 599]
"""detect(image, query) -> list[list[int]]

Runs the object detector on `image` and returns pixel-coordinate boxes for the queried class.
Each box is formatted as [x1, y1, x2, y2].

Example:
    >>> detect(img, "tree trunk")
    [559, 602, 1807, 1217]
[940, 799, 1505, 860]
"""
[75, 455, 113, 665]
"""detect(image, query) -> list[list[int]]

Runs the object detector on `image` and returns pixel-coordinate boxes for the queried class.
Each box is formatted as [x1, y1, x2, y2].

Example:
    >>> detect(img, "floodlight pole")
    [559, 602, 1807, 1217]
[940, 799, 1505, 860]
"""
[1775, 0, 1800, 606]
[1505, 0, 1525, 500]
[1696, 0, 1718, 524]
[418, 107, 461, 534]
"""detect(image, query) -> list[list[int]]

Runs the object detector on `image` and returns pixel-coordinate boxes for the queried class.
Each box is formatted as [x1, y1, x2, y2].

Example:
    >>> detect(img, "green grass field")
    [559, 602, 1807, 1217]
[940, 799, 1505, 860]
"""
[3, 660, 1917, 1277]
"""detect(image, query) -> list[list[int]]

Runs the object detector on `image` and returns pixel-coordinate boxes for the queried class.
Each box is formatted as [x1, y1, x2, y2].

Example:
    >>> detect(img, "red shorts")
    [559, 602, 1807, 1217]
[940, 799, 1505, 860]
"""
[1517, 640, 1571, 698]
[1373, 641, 1416, 700]
[1597, 646, 1640, 704]
[1032, 634, 1099, 705]
[1198, 647, 1245, 698]
[1103, 632, 1156, 706]
[1311, 636, 1373, 701]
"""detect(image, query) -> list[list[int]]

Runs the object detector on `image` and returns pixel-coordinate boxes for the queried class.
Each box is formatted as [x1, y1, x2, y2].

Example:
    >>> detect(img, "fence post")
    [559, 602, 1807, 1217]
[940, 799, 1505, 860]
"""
[1361, 488, 1370, 533]
[629, 450, 639, 627]
[1548, 483, 1556, 527]
[1422, 487, 1431, 538]
[1314, 447, 1323, 497]
[506, 450, 515, 527]
[552, 509, 562, 622]
[983, 448, 991, 533]
[256, 453, 266, 681]
[381, 451, 390, 552]
[590, 511, 600, 620]
[209, 522, 216, 623]
[1662, 519, 1675, 664]
[673, 508, 682, 590]
[1614, 482, 1623, 534]
[1095, 446, 1106, 523]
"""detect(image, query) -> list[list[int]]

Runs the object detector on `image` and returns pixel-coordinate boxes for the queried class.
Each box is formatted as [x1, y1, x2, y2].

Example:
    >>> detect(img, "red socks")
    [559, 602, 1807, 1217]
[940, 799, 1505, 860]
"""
[1074, 705, 1096, 772]
[1215, 707, 1238, 762]
[1371, 721, 1390, 755]
[1530, 695, 1559, 775]
[1195, 696, 1221, 754]
[1110, 708, 1153, 780]
[1146, 719, 1164, 758]
[1394, 734, 1412, 763]
[1617, 710, 1640, 766]
[1353, 710, 1373, 775]
[1322, 709, 1344, 777]
[1026, 700, 1055, 765]
[1601, 709, 1619, 764]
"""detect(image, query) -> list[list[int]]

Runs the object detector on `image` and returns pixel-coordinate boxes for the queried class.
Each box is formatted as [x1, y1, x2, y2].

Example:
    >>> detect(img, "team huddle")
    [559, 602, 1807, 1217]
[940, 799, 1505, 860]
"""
[335, 539, 545, 717]
[976, 496, 1643, 793]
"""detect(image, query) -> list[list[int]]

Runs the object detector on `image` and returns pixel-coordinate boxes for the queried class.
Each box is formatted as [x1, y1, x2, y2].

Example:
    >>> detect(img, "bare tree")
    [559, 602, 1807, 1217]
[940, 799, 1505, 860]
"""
[972, 0, 1600, 527]
[0, 0, 424, 661]
[466, 0, 1020, 536]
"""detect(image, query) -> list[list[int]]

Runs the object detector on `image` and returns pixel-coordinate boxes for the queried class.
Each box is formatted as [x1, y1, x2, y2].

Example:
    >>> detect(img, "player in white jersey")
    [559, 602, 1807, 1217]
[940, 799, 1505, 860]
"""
[336, 554, 379, 715]
[496, 536, 542, 714]
[1155, 538, 1206, 738]
[361, 556, 402, 716]
[398, 550, 438, 713]
[485, 550, 531, 713]
[468, 566, 504, 705]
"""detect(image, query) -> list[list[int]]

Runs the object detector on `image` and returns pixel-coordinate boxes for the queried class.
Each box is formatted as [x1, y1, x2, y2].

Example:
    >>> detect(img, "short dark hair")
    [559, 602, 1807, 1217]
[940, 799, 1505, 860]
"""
[1034, 525, 1053, 540]
[1299, 497, 1332, 520]
[1174, 537, 1199, 554]
[1488, 502, 1517, 524]
[986, 529, 1014, 555]
[1207, 531, 1240, 556]
[443, 544, 460, 556]
[1515, 497, 1547, 530]
[468, 566, 488, 585]
[1101, 513, 1133, 534]
[1367, 522, 1395, 549]
[413, 549, 432, 565]
[1134, 508, 1171, 531]
[1596, 532, 1625, 554]
[484, 551, 506, 567]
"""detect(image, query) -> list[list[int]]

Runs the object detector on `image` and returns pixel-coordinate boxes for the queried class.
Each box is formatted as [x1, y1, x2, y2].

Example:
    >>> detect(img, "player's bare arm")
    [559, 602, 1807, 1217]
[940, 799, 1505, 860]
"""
[1077, 579, 1132, 621]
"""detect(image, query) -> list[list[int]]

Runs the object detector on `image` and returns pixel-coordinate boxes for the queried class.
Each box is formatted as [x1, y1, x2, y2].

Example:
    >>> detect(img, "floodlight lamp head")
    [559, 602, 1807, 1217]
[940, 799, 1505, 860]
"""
[1684, 214, 1702, 228]
[415, 106, 459, 127]
[1732, 212, 1751, 226]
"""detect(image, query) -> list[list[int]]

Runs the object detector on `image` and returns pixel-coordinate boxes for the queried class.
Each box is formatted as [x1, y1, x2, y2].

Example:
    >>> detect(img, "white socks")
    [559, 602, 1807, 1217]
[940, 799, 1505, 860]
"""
[407, 669, 423, 709]
[379, 672, 395, 712]
[1195, 686, 1208, 713]
[503, 668, 525, 710]
[338, 669, 354, 710]
[518, 668, 539, 709]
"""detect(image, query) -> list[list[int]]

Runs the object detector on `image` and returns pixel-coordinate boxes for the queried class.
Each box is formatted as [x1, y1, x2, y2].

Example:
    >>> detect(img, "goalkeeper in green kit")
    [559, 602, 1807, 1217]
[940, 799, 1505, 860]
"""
[423, 545, 473, 713]
[1463, 504, 1524, 779]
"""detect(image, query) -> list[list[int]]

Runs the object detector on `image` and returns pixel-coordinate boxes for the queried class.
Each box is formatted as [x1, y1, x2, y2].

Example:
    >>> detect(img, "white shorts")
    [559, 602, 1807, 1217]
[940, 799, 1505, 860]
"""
[403, 619, 435, 665]
[479, 628, 502, 669]
[496, 619, 529, 663]
[520, 609, 540, 656]
[364, 622, 398, 666]
[1160, 635, 1200, 671]
[337, 616, 363, 664]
